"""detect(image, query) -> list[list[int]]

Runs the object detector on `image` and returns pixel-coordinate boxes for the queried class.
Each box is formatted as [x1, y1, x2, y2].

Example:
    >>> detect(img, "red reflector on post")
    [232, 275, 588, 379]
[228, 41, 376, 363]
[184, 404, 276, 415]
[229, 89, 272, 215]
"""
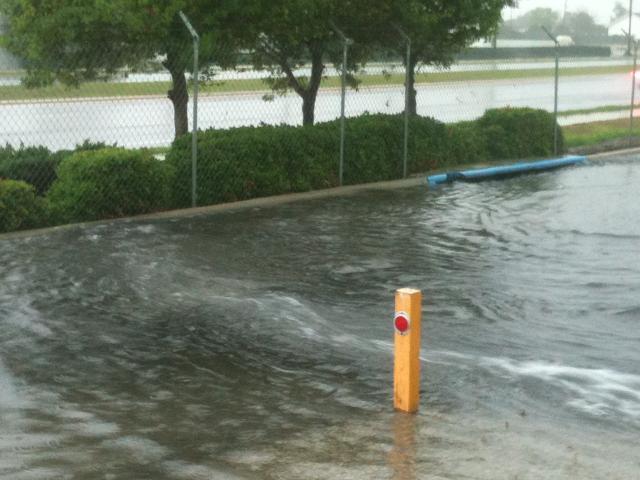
[394, 312, 410, 335]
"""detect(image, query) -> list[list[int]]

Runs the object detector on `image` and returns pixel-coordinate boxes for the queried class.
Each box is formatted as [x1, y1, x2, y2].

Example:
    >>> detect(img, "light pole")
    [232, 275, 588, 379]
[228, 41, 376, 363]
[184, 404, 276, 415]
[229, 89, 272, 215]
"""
[630, 38, 639, 145]
[542, 26, 559, 156]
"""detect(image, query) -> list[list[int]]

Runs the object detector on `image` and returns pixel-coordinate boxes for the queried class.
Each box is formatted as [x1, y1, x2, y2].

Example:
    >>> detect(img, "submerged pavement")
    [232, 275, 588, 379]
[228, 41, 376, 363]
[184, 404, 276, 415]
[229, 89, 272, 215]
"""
[0, 154, 639, 479]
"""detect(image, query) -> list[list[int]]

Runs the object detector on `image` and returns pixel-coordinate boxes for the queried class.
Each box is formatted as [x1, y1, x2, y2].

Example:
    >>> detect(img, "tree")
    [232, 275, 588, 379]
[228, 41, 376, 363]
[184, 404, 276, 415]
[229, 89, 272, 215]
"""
[390, 0, 512, 116]
[502, 7, 560, 38]
[233, 0, 390, 125]
[1, 0, 236, 139]
[522, 7, 561, 33]
[557, 11, 607, 43]
[612, 1, 628, 22]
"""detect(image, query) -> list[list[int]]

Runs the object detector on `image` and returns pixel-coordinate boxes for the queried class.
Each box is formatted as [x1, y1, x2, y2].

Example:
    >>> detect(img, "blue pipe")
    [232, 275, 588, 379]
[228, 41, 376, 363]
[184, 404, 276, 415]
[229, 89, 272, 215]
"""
[427, 155, 587, 187]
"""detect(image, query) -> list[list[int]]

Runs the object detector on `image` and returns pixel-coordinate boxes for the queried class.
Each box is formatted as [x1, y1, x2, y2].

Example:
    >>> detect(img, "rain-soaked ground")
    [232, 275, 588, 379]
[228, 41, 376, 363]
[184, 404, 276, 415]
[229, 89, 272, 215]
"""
[1, 155, 639, 479]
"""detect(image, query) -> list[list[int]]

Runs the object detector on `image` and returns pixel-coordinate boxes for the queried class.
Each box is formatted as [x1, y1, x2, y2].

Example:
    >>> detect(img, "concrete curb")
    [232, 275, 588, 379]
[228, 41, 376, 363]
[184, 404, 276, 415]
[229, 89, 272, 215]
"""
[587, 146, 640, 159]
[0, 176, 426, 241]
[2, 147, 639, 241]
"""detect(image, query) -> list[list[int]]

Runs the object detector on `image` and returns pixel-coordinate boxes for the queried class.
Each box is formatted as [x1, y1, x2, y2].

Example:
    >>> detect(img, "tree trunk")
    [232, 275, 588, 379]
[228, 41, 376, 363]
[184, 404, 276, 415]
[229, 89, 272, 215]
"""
[167, 67, 189, 139]
[301, 47, 324, 126]
[407, 55, 418, 116]
[302, 92, 316, 125]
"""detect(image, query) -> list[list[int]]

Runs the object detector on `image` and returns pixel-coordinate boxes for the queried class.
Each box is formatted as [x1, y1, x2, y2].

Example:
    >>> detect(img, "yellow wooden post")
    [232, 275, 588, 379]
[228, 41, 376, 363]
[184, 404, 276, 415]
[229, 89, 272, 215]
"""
[393, 288, 422, 413]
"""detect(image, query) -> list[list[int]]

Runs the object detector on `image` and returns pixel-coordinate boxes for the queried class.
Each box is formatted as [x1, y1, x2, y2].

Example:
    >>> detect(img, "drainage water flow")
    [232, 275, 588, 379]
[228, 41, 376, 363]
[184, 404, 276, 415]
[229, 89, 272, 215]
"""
[1, 157, 639, 479]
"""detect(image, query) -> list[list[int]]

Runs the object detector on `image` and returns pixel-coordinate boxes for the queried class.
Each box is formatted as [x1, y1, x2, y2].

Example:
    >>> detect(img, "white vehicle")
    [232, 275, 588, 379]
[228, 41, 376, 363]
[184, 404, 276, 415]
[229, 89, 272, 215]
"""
[556, 35, 575, 47]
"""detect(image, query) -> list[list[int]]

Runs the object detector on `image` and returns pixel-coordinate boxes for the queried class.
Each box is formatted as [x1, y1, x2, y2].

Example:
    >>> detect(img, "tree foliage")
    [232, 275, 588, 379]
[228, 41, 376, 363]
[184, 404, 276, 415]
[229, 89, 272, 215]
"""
[1, 0, 237, 138]
[389, 0, 512, 114]
[514, 7, 560, 34]
[612, 2, 628, 22]
[2, 0, 514, 130]
[557, 12, 608, 42]
[233, 0, 391, 125]
[500, 7, 608, 42]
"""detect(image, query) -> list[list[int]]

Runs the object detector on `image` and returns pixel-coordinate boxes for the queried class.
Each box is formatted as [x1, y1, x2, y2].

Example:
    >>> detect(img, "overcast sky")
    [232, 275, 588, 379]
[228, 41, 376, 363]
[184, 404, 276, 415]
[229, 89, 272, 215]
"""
[504, 0, 622, 25]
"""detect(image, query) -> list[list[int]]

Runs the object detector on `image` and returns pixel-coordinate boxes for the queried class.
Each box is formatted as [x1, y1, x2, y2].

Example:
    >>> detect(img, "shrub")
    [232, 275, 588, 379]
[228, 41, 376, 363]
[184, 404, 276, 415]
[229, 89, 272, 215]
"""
[444, 121, 490, 167]
[0, 144, 57, 195]
[411, 116, 450, 171]
[167, 113, 447, 208]
[0, 179, 46, 233]
[478, 107, 563, 160]
[168, 123, 337, 207]
[0, 140, 115, 196]
[47, 148, 170, 223]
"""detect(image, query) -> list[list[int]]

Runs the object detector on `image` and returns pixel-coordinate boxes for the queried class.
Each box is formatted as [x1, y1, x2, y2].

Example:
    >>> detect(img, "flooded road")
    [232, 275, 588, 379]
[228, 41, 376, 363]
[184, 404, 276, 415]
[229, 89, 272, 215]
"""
[1, 156, 639, 479]
[0, 72, 634, 150]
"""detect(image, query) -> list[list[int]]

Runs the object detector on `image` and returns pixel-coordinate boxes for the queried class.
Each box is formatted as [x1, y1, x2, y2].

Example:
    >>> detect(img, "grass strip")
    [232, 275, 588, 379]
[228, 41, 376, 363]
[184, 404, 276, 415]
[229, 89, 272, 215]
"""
[0, 64, 633, 102]
[563, 117, 640, 148]
[560, 104, 632, 116]
[0, 70, 22, 78]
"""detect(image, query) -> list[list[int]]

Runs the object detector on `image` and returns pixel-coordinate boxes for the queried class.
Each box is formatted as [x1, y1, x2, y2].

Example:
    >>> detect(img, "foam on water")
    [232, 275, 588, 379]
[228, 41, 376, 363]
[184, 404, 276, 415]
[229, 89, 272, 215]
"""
[2, 299, 52, 338]
[162, 461, 248, 480]
[0, 271, 52, 339]
[0, 359, 20, 410]
[103, 436, 171, 463]
[483, 357, 640, 420]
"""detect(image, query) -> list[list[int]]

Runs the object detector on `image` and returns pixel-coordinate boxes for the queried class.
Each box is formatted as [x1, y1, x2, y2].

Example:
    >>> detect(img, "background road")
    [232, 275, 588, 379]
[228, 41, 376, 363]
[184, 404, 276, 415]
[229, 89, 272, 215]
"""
[0, 57, 633, 86]
[1, 72, 634, 150]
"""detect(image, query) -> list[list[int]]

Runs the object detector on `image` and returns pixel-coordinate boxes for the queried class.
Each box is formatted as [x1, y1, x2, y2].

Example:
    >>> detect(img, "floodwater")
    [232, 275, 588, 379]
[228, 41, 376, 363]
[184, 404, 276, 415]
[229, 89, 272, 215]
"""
[1, 156, 639, 479]
[0, 73, 633, 150]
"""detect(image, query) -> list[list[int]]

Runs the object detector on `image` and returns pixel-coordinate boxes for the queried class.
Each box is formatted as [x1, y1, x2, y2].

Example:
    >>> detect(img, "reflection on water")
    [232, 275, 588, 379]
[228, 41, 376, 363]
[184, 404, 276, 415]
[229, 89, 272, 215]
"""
[1, 158, 639, 479]
[389, 413, 418, 480]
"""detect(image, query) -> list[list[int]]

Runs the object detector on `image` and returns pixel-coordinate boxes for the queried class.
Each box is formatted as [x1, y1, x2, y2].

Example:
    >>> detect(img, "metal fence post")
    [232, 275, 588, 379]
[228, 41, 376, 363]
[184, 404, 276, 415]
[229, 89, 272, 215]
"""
[628, 0, 635, 57]
[553, 43, 559, 156]
[630, 40, 638, 146]
[179, 11, 200, 208]
[393, 24, 411, 178]
[330, 22, 352, 187]
[542, 26, 559, 156]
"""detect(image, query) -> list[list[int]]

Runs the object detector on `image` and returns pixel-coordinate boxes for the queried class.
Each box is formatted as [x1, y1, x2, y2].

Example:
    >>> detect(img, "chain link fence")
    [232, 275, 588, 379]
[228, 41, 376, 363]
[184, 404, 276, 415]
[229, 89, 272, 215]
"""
[4, 56, 636, 149]
[1, 12, 639, 233]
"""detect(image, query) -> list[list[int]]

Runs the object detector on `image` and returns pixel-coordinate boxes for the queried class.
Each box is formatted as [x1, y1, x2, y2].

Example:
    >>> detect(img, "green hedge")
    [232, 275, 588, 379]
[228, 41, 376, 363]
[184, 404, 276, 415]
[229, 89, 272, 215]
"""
[0, 145, 58, 195]
[478, 107, 563, 159]
[47, 148, 170, 223]
[0, 107, 561, 233]
[167, 114, 450, 208]
[0, 141, 115, 195]
[168, 107, 559, 208]
[0, 179, 46, 233]
[444, 121, 490, 166]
